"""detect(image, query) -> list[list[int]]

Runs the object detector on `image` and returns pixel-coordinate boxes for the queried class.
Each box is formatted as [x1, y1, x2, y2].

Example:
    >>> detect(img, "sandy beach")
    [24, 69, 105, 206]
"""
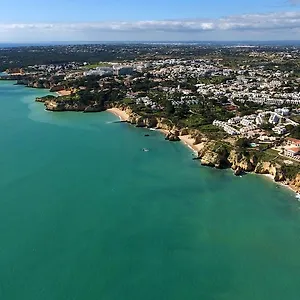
[56, 90, 72, 96]
[107, 108, 130, 121]
[179, 135, 204, 153]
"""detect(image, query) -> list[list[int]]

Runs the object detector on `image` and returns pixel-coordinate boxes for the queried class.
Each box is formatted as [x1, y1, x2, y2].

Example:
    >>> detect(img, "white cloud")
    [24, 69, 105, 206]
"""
[0, 11, 300, 41]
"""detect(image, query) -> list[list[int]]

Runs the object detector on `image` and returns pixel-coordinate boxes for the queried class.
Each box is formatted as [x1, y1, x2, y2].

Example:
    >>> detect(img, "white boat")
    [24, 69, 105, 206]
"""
[142, 148, 149, 152]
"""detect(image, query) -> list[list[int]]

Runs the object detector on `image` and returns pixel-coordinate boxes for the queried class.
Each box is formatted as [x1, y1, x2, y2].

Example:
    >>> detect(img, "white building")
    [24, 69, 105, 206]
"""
[269, 113, 280, 125]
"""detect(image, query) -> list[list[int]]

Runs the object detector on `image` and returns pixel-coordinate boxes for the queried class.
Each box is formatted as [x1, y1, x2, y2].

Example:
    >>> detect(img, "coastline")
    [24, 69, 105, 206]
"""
[261, 173, 297, 194]
[107, 107, 130, 121]
[106, 106, 299, 196]
[106, 107, 204, 153]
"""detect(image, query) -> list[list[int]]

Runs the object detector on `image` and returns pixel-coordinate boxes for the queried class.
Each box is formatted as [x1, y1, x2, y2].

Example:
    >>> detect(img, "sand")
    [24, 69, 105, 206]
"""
[107, 108, 130, 121]
[56, 90, 72, 96]
[179, 135, 204, 153]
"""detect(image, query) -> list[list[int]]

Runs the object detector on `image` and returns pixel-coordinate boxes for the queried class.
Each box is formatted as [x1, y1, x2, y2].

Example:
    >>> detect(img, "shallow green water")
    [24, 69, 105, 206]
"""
[0, 81, 300, 300]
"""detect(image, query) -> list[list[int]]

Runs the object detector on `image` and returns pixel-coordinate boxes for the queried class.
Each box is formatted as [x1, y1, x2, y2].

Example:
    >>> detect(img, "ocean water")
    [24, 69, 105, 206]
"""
[0, 80, 300, 300]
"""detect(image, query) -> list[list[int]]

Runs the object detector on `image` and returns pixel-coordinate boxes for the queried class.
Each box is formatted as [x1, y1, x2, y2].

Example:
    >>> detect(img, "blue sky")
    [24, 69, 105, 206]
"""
[0, 0, 300, 41]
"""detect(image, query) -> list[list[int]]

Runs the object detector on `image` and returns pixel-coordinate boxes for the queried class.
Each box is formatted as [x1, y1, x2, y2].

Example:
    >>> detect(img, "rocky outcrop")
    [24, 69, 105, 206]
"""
[234, 167, 244, 176]
[289, 174, 300, 193]
[254, 161, 285, 182]
[44, 100, 87, 112]
[165, 130, 180, 142]
[179, 128, 189, 136]
[126, 111, 174, 131]
[198, 141, 230, 169]
[36, 95, 56, 103]
[83, 105, 104, 113]
[127, 113, 146, 127]
[200, 150, 225, 168]
[228, 150, 255, 172]
[44, 100, 66, 111]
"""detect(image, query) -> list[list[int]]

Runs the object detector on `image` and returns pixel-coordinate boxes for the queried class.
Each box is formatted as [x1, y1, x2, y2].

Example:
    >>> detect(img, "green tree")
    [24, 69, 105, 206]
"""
[165, 101, 175, 116]
[236, 138, 250, 149]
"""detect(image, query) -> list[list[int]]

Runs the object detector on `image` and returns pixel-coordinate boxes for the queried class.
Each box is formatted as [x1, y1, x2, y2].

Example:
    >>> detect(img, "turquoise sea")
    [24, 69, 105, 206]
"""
[0, 80, 300, 300]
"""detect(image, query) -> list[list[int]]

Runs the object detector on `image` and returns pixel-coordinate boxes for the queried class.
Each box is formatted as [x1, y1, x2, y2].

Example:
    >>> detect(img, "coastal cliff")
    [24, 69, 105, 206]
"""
[34, 100, 300, 194]
[254, 161, 285, 182]
[228, 150, 256, 172]
[196, 140, 300, 192]
[290, 174, 300, 193]
[44, 99, 104, 112]
[198, 141, 230, 168]
[105, 105, 300, 193]
[35, 93, 105, 113]
[15, 77, 62, 91]
[113, 106, 183, 141]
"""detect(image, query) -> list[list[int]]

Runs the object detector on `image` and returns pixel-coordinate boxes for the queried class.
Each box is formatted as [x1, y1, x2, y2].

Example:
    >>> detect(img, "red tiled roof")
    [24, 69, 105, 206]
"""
[287, 137, 300, 144]
[287, 147, 300, 153]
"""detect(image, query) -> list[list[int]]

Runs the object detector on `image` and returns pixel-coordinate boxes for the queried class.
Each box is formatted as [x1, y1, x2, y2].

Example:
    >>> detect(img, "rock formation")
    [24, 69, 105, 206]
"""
[228, 150, 255, 172]
[165, 131, 180, 142]
[254, 161, 285, 182]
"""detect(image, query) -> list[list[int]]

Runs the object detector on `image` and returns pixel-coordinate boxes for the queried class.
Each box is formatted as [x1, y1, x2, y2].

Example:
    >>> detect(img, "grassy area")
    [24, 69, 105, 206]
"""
[290, 115, 300, 123]
[282, 165, 300, 180]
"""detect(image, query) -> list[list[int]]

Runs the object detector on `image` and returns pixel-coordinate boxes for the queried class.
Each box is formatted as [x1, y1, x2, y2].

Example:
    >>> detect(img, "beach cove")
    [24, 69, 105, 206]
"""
[1, 80, 300, 300]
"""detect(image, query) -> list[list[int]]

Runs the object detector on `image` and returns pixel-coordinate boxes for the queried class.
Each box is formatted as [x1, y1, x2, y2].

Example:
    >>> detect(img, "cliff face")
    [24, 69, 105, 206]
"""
[198, 141, 230, 169]
[254, 161, 285, 182]
[36, 95, 56, 103]
[44, 100, 104, 112]
[16, 77, 63, 92]
[198, 143, 287, 180]
[196, 142, 300, 186]
[200, 150, 226, 168]
[127, 113, 173, 130]
[290, 174, 300, 193]
[165, 130, 180, 141]
[228, 150, 255, 172]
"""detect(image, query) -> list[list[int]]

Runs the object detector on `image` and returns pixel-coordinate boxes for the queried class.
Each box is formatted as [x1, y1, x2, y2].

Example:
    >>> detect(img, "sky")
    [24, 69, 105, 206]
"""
[0, 0, 300, 42]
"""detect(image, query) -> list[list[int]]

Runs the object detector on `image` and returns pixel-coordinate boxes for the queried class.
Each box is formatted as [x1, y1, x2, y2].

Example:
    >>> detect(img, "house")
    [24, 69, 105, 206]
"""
[284, 147, 300, 157]
[286, 138, 300, 147]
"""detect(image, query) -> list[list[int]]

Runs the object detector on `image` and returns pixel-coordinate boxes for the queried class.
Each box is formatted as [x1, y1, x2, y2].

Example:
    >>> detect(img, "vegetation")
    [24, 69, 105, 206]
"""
[236, 138, 250, 149]
[282, 164, 300, 180]
[290, 125, 300, 139]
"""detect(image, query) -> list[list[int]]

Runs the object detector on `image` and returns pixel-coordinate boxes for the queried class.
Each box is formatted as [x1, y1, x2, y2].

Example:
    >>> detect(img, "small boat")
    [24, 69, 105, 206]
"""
[142, 148, 149, 152]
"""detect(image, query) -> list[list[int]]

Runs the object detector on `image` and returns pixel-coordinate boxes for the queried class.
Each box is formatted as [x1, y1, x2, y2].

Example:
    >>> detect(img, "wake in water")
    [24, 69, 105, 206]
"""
[106, 120, 125, 124]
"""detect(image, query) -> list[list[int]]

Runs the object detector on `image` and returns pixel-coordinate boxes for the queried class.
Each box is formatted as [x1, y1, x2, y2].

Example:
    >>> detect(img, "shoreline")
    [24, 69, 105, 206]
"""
[106, 107, 130, 121]
[106, 107, 299, 196]
[106, 107, 204, 153]
[261, 173, 296, 194]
